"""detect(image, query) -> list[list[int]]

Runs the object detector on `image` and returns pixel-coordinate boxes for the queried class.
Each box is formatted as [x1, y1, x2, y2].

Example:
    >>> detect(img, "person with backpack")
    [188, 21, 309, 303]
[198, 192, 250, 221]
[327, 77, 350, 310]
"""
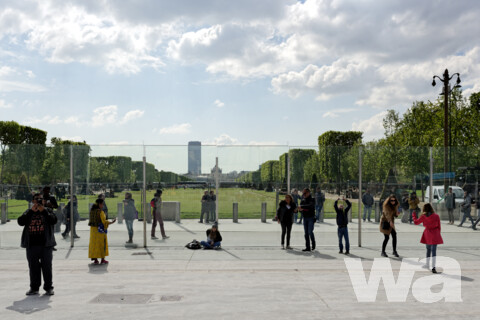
[335, 197, 351, 254]
[413, 203, 443, 273]
[151, 190, 169, 240]
[276, 194, 297, 249]
[201, 225, 222, 249]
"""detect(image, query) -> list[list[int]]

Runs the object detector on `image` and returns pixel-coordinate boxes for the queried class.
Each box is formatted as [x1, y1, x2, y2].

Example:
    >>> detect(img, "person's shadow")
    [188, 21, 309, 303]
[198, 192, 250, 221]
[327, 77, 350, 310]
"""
[6, 296, 52, 314]
[88, 263, 109, 274]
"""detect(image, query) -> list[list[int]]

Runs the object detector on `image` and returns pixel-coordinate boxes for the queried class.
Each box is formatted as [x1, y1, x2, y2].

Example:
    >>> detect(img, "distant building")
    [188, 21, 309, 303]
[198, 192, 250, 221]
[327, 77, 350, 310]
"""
[188, 141, 201, 176]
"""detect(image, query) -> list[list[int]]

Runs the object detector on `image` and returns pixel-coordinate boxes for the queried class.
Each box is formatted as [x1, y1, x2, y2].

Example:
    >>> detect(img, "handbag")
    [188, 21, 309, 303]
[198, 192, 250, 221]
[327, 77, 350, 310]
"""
[98, 223, 107, 234]
[382, 220, 391, 230]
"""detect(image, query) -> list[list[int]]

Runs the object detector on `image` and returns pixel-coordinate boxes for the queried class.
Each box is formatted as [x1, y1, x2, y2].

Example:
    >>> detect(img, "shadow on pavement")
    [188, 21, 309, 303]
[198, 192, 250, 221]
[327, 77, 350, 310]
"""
[88, 263, 109, 274]
[6, 295, 51, 314]
[285, 249, 335, 259]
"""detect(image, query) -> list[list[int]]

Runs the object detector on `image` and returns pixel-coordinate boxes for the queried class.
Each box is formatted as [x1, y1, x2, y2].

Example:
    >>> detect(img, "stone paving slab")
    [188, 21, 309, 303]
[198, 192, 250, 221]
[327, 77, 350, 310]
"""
[1, 219, 480, 319]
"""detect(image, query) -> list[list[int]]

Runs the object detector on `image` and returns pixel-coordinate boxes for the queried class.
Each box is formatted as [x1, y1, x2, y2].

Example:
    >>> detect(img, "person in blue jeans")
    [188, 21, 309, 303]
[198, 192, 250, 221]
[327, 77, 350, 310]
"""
[299, 188, 316, 252]
[201, 225, 222, 249]
[334, 197, 351, 254]
[292, 189, 303, 223]
[362, 189, 374, 222]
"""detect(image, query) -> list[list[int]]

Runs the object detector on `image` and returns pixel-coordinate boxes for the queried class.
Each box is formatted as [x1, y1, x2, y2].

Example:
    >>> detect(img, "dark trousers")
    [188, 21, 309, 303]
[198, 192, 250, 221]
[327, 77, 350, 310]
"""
[151, 211, 166, 237]
[303, 217, 315, 249]
[26, 246, 53, 291]
[382, 228, 397, 253]
[338, 227, 350, 252]
[281, 222, 293, 246]
[447, 209, 454, 223]
[200, 205, 207, 222]
[460, 210, 474, 226]
[62, 220, 77, 236]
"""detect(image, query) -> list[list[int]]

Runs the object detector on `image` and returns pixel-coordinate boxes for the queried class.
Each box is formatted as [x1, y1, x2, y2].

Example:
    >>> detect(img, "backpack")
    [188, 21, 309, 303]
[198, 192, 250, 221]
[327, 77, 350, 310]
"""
[185, 239, 202, 250]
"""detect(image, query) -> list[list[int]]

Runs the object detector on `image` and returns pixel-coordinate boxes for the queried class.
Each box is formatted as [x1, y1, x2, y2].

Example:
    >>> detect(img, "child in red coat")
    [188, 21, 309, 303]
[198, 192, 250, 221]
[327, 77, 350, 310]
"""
[413, 203, 443, 273]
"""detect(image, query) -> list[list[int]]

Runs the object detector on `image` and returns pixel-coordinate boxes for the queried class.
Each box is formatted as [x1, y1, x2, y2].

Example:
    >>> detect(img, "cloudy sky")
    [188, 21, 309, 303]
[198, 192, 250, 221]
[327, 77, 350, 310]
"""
[1, 0, 480, 170]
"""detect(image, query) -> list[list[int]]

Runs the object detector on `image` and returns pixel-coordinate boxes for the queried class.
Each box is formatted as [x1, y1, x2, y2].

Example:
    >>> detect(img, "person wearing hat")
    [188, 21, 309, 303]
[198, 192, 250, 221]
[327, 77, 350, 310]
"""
[201, 224, 222, 249]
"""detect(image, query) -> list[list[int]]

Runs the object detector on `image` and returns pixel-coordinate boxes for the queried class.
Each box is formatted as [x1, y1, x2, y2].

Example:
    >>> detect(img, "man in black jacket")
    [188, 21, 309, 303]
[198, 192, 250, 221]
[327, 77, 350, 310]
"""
[334, 197, 351, 254]
[299, 188, 316, 252]
[18, 193, 57, 296]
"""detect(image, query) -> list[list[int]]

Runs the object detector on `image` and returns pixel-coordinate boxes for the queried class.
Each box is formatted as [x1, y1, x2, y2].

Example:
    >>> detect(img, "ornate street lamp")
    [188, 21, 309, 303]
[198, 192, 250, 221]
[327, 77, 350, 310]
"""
[432, 69, 461, 194]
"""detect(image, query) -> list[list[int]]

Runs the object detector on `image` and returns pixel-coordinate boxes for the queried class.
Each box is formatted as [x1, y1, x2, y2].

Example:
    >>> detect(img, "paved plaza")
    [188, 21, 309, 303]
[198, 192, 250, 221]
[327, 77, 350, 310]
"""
[1, 219, 480, 319]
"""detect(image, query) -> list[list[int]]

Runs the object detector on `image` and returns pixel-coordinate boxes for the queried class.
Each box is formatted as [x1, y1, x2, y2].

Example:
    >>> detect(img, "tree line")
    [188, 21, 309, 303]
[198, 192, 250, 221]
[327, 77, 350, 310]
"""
[237, 90, 480, 193]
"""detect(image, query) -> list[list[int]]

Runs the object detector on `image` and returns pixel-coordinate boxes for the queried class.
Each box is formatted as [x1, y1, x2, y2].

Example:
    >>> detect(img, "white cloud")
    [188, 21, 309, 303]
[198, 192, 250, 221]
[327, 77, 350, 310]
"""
[91, 105, 144, 127]
[322, 108, 356, 118]
[24, 115, 61, 125]
[91, 105, 118, 127]
[206, 134, 279, 146]
[214, 99, 224, 108]
[158, 123, 191, 135]
[59, 136, 84, 142]
[119, 109, 145, 124]
[0, 99, 12, 108]
[352, 111, 388, 141]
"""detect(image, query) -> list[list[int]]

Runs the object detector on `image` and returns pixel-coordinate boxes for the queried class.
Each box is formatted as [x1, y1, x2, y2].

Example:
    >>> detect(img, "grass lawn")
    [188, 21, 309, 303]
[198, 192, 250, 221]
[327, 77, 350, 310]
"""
[2, 188, 361, 220]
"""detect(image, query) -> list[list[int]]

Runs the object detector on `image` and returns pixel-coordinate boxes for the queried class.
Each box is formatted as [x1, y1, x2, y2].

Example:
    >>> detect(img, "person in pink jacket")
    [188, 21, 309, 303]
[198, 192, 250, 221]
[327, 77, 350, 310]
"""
[412, 203, 443, 273]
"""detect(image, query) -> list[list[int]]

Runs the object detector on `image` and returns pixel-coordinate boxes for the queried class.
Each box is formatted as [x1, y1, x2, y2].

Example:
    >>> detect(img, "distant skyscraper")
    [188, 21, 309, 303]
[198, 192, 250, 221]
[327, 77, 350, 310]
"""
[188, 141, 201, 175]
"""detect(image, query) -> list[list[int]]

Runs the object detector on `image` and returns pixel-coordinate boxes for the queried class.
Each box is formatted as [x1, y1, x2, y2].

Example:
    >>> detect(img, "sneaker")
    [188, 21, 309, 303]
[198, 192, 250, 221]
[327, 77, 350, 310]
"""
[73, 235, 80, 239]
[393, 251, 400, 257]
[45, 288, 54, 296]
[281, 245, 285, 249]
[162, 236, 170, 239]
[101, 259, 109, 264]
[339, 250, 343, 254]
[93, 259, 99, 265]
[126, 240, 132, 244]
[286, 246, 292, 250]
[381, 252, 388, 257]
[312, 242, 316, 250]
[198, 221, 203, 223]
[432, 267, 437, 274]
[151, 236, 158, 240]
[345, 251, 350, 255]
[302, 248, 311, 252]
[26, 289, 39, 296]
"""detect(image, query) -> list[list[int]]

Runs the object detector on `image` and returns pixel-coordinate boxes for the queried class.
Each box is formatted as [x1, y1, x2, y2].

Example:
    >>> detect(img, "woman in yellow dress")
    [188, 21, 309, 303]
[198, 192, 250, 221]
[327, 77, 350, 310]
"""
[88, 199, 116, 264]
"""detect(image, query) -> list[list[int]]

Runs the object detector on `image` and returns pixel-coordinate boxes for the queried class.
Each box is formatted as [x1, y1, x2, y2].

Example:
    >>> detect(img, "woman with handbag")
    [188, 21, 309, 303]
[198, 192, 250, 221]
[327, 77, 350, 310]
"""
[88, 199, 116, 265]
[412, 203, 443, 273]
[380, 195, 400, 257]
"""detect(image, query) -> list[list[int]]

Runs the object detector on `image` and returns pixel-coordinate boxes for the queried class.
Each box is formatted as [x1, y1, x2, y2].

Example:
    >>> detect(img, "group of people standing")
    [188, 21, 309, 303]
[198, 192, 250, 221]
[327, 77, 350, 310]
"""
[199, 190, 217, 224]
[275, 188, 319, 252]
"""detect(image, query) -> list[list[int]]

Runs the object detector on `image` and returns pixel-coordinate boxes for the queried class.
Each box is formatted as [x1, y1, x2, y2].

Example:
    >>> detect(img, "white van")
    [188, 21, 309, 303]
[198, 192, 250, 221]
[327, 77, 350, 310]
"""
[424, 186, 464, 204]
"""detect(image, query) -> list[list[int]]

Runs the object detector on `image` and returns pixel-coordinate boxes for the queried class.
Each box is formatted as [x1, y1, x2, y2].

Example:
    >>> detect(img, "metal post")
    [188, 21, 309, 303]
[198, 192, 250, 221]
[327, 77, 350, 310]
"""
[215, 157, 219, 224]
[233, 202, 238, 223]
[261, 202, 267, 223]
[143, 149, 147, 248]
[1, 203, 6, 224]
[117, 202, 123, 224]
[429, 147, 434, 203]
[287, 153, 291, 193]
[70, 145, 74, 248]
[443, 69, 449, 197]
[358, 146, 362, 247]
